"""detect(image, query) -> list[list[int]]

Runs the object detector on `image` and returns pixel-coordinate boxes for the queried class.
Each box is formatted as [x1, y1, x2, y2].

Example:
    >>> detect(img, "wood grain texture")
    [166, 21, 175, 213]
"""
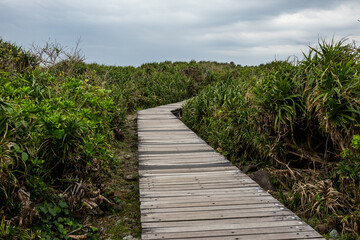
[138, 102, 325, 240]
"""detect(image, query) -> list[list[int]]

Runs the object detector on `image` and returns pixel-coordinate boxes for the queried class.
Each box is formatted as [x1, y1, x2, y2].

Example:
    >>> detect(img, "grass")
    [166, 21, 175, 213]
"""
[182, 38, 360, 239]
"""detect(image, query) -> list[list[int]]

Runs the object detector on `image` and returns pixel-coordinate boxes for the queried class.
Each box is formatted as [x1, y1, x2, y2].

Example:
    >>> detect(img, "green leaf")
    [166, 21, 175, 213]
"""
[66, 220, 73, 227]
[15, 121, 22, 128]
[58, 200, 68, 209]
[54, 206, 62, 214]
[12, 143, 20, 151]
[63, 209, 70, 215]
[53, 129, 65, 139]
[48, 207, 57, 217]
[21, 152, 28, 161]
[39, 205, 48, 214]
[58, 225, 68, 235]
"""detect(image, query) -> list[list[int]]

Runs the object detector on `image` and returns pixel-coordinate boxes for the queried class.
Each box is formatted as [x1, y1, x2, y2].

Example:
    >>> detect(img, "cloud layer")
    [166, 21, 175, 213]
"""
[1, 0, 359, 66]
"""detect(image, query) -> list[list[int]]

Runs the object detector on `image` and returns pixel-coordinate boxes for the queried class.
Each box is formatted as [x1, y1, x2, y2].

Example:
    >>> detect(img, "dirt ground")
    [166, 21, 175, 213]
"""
[91, 114, 141, 240]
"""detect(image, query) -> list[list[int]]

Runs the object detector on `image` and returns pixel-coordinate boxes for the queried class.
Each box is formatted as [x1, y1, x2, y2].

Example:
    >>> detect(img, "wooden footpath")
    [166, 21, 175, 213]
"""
[138, 102, 324, 240]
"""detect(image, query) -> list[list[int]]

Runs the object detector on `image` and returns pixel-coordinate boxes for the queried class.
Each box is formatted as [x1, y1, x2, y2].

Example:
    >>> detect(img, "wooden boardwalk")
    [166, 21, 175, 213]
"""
[138, 102, 324, 240]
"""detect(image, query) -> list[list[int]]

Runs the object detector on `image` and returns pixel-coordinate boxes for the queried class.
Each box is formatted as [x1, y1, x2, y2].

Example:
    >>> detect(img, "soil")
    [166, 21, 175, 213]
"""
[91, 114, 141, 240]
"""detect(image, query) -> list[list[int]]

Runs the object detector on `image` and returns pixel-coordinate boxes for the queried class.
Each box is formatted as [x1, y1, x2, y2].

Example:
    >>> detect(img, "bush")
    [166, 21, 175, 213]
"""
[1, 39, 229, 239]
[0, 38, 38, 73]
[182, 38, 360, 238]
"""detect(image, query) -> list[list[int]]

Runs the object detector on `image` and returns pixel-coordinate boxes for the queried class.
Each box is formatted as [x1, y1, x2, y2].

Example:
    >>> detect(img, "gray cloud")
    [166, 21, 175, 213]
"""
[1, 0, 359, 66]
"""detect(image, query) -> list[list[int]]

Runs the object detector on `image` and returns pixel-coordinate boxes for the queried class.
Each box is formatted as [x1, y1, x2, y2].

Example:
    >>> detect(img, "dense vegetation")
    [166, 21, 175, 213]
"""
[1, 37, 359, 239]
[0, 38, 234, 239]
[183, 38, 360, 239]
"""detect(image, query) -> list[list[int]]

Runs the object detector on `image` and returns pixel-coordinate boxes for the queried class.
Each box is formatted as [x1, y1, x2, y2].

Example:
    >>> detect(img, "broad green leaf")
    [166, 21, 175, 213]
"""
[58, 200, 68, 209]
[48, 207, 57, 217]
[21, 152, 28, 161]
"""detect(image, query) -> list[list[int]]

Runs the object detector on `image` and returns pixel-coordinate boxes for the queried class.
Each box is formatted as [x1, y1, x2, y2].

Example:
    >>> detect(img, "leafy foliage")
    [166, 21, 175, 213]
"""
[302, 38, 360, 150]
[36, 199, 99, 239]
[2, 35, 359, 239]
[0, 39, 38, 73]
[183, 38, 360, 238]
[0, 37, 229, 239]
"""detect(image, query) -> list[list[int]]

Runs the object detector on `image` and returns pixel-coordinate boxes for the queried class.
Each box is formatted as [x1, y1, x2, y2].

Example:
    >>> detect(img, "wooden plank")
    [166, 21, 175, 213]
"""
[141, 216, 304, 229]
[141, 174, 250, 181]
[140, 178, 251, 184]
[139, 166, 237, 175]
[141, 169, 247, 176]
[140, 186, 264, 196]
[140, 183, 259, 191]
[142, 220, 306, 234]
[141, 207, 294, 222]
[142, 232, 323, 240]
[140, 198, 279, 209]
[140, 192, 270, 202]
[141, 202, 283, 213]
[139, 170, 243, 177]
[140, 178, 256, 186]
[142, 225, 318, 239]
[140, 188, 270, 200]
[141, 175, 249, 181]
[141, 186, 265, 194]
[140, 185, 260, 192]
[139, 158, 226, 163]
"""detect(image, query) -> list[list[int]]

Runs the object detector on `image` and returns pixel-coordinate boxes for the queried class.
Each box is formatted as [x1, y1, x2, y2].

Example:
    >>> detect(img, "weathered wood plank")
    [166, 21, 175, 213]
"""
[143, 231, 323, 240]
[141, 207, 294, 222]
[141, 216, 304, 229]
[140, 193, 270, 203]
[139, 166, 237, 175]
[140, 198, 279, 209]
[140, 186, 265, 196]
[139, 170, 243, 177]
[140, 178, 255, 186]
[142, 220, 306, 234]
[140, 183, 259, 192]
[141, 202, 284, 213]
[142, 225, 318, 239]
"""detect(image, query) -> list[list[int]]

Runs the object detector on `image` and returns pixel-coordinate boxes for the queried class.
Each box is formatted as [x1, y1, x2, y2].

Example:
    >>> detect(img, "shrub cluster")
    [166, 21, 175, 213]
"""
[0, 38, 231, 238]
[87, 60, 241, 111]
[0, 39, 38, 73]
[0, 40, 122, 239]
[182, 39, 360, 238]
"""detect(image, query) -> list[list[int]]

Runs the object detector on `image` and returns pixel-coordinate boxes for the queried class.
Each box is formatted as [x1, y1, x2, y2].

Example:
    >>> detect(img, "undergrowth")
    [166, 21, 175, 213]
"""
[0, 38, 232, 239]
[2, 36, 359, 239]
[182, 38, 360, 239]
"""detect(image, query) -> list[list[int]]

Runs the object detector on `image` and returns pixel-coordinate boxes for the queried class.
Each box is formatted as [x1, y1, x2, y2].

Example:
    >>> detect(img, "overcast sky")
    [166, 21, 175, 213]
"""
[1, 0, 359, 66]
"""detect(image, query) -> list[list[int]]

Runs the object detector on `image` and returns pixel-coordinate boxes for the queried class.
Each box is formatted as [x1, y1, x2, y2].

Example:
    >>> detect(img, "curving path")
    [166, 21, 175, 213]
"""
[138, 101, 324, 240]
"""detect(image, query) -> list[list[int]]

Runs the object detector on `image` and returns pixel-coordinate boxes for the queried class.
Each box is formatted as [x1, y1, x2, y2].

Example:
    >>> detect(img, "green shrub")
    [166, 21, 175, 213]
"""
[182, 38, 360, 238]
[0, 68, 121, 226]
[1, 39, 230, 239]
[0, 38, 38, 73]
[302, 38, 360, 150]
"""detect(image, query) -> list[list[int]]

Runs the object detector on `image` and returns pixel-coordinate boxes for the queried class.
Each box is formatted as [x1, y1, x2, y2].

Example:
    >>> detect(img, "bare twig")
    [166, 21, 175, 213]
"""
[273, 157, 296, 180]
[67, 224, 91, 235]
[31, 38, 85, 72]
